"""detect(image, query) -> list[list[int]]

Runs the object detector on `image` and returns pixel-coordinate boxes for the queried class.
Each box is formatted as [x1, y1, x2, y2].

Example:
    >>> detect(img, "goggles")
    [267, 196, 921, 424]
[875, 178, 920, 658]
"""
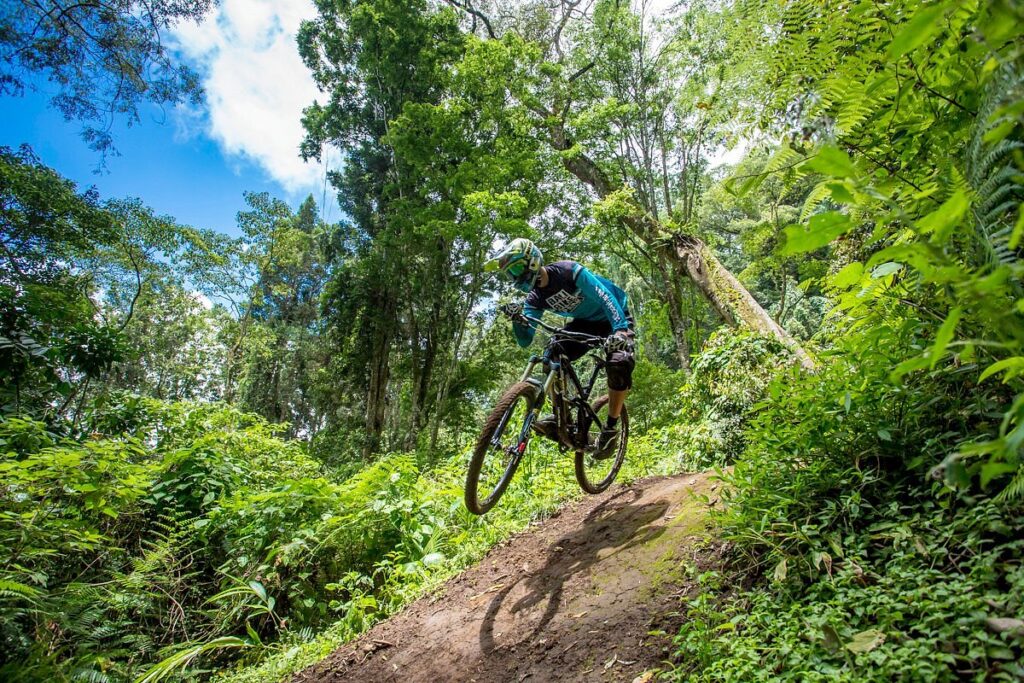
[502, 260, 527, 280]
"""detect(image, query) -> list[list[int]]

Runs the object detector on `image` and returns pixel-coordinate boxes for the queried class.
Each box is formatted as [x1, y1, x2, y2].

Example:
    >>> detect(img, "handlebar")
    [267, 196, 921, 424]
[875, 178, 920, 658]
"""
[520, 314, 606, 345]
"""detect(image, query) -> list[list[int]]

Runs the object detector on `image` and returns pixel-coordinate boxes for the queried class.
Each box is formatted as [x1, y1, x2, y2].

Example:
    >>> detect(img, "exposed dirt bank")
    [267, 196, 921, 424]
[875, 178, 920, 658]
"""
[294, 472, 722, 683]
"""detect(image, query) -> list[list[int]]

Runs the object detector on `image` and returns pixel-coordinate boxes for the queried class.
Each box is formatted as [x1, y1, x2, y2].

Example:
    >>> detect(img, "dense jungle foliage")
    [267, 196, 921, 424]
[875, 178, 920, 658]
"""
[1, 0, 1023, 681]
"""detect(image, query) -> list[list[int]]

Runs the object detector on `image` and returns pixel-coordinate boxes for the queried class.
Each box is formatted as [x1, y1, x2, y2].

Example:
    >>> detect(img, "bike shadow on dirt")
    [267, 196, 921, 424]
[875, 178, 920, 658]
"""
[478, 487, 670, 654]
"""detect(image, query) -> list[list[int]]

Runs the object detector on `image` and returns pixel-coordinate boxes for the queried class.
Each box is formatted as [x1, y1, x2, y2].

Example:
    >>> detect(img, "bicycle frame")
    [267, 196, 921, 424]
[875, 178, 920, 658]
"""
[516, 316, 607, 452]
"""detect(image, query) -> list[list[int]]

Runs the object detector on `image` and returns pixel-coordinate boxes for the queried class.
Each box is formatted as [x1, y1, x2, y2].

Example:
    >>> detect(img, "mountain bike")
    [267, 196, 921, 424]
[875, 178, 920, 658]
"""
[464, 315, 629, 515]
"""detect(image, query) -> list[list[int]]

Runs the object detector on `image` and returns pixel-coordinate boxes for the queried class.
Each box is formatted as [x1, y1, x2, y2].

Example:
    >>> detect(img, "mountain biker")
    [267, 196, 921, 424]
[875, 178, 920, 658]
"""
[485, 238, 635, 459]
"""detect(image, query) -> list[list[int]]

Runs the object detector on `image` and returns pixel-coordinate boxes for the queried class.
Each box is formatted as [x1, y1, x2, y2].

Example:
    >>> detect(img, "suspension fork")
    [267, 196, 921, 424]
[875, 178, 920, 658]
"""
[489, 356, 559, 449]
[527, 356, 561, 432]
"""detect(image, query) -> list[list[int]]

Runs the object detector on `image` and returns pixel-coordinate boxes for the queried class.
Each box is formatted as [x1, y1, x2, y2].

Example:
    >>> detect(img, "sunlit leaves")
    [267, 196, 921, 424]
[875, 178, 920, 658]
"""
[780, 211, 853, 254]
[915, 190, 970, 241]
[804, 145, 855, 179]
[885, 2, 951, 60]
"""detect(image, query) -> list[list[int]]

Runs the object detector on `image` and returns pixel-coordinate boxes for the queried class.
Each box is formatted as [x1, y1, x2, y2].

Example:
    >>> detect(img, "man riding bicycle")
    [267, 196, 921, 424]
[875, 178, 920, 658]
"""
[485, 238, 635, 458]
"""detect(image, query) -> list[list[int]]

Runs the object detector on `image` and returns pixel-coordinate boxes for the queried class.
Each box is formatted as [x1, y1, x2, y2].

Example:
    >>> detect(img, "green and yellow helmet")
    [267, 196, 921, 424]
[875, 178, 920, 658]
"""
[484, 238, 543, 293]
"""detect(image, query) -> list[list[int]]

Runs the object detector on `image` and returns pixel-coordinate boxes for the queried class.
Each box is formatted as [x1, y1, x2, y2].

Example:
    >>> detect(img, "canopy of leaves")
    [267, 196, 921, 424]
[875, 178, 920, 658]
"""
[0, 0, 213, 154]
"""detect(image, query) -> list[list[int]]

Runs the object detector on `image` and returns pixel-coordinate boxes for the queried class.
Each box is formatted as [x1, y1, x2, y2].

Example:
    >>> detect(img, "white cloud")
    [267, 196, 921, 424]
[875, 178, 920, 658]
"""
[172, 0, 326, 194]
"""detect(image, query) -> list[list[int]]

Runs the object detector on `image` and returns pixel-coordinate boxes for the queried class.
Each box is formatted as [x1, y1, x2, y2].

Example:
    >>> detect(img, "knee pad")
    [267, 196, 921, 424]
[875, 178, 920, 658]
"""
[606, 351, 635, 391]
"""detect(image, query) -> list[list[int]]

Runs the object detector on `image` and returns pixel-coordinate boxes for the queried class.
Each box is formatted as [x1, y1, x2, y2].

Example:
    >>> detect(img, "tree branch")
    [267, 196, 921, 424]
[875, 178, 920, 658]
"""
[441, 0, 497, 39]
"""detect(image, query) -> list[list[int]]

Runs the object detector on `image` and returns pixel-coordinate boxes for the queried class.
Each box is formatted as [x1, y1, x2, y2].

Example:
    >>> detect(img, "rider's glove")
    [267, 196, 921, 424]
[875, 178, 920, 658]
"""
[604, 330, 634, 354]
[499, 302, 525, 321]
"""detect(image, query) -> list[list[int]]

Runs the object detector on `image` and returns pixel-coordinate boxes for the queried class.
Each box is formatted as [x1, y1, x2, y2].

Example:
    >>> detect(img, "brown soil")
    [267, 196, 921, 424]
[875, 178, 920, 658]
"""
[293, 472, 724, 683]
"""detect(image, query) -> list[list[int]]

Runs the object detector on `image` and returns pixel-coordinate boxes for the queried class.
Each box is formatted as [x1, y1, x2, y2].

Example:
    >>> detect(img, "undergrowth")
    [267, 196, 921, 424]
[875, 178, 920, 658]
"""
[664, 323, 1024, 682]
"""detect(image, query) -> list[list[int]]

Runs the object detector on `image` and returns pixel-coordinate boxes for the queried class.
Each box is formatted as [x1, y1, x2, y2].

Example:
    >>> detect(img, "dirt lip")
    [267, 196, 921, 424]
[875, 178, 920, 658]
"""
[293, 472, 721, 683]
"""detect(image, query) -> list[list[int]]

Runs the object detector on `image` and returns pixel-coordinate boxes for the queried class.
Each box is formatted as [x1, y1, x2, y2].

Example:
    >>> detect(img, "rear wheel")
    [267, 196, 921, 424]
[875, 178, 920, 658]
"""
[574, 395, 628, 494]
[465, 381, 538, 515]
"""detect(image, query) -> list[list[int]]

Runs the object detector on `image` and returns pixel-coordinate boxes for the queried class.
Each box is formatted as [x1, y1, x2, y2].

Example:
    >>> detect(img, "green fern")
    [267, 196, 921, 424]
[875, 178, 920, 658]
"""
[995, 465, 1024, 503]
[133, 637, 248, 683]
[966, 67, 1024, 270]
[0, 578, 41, 603]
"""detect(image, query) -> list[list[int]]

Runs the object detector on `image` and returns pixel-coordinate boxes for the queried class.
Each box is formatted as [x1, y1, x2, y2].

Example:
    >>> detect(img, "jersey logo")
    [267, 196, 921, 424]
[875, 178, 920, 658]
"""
[546, 288, 584, 313]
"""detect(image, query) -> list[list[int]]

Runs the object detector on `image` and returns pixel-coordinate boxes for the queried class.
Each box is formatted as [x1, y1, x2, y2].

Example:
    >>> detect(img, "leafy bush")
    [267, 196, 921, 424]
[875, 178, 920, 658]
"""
[667, 316, 1023, 681]
[669, 499, 1024, 682]
[0, 378, 678, 683]
[630, 331, 792, 473]
[0, 398, 327, 681]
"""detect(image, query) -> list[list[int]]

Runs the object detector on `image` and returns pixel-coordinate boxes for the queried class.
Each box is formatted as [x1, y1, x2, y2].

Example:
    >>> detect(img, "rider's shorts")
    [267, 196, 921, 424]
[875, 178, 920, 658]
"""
[559, 312, 636, 391]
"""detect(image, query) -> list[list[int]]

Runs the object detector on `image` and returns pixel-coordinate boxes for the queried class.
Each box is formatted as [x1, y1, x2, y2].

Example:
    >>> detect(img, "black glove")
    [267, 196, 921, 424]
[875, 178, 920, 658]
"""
[499, 302, 525, 322]
[604, 330, 634, 354]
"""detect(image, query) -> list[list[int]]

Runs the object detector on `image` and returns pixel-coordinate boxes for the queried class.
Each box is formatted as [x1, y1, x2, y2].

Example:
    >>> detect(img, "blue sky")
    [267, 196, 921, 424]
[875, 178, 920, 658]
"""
[0, 0, 339, 237]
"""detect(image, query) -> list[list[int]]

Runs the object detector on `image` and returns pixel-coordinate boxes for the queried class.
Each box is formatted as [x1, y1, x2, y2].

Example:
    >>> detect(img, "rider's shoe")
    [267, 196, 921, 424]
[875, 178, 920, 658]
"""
[594, 426, 619, 460]
[531, 415, 558, 442]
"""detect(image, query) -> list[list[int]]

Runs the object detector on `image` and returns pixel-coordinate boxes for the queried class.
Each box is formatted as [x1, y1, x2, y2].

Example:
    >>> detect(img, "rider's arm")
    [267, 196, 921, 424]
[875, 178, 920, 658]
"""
[575, 266, 630, 332]
[512, 303, 542, 347]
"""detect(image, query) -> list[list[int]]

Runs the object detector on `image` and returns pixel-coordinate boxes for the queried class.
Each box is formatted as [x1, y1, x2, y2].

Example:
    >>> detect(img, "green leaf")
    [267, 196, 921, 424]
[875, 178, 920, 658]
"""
[805, 145, 855, 178]
[916, 190, 970, 240]
[828, 182, 855, 204]
[930, 307, 961, 369]
[886, 3, 948, 60]
[245, 621, 263, 646]
[871, 262, 903, 279]
[772, 557, 788, 582]
[944, 458, 971, 489]
[891, 355, 930, 382]
[421, 552, 445, 566]
[821, 624, 841, 653]
[248, 580, 267, 601]
[983, 120, 1016, 145]
[979, 357, 1024, 383]
[980, 462, 1017, 488]
[1009, 204, 1024, 249]
[781, 212, 853, 255]
[831, 262, 863, 288]
[846, 628, 886, 653]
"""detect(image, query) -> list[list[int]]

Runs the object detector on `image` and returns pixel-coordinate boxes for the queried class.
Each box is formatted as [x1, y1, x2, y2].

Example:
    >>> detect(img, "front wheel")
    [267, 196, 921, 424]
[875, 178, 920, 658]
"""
[574, 395, 628, 494]
[465, 381, 538, 515]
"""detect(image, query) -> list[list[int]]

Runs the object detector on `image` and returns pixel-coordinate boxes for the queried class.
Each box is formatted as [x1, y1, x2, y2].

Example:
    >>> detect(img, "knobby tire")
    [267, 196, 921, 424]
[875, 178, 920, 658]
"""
[465, 381, 538, 515]
[575, 395, 628, 494]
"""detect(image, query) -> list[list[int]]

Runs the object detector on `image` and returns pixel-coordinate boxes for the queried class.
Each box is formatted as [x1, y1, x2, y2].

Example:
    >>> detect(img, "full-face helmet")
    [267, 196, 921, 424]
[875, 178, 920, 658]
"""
[484, 238, 543, 293]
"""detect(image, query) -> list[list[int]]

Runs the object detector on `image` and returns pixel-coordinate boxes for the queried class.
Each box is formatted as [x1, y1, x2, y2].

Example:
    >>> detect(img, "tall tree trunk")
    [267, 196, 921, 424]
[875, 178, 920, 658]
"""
[659, 119, 674, 218]
[364, 330, 391, 460]
[363, 291, 396, 460]
[428, 277, 483, 455]
[405, 334, 435, 451]
[658, 253, 691, 372]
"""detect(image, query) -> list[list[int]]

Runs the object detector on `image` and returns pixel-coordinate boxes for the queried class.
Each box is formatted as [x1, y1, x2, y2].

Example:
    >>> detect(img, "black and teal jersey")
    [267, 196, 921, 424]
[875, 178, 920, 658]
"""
[512, 260, 630, 347]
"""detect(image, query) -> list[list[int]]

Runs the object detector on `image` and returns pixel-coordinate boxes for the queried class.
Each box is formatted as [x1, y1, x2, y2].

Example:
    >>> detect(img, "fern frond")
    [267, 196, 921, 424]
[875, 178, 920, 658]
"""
[70, 667, 114, 683]
[134, 637, 248, 683]
[800, 181, 833, 222]
[0, 579, 41, 603]
[995, 464, 1024, 503]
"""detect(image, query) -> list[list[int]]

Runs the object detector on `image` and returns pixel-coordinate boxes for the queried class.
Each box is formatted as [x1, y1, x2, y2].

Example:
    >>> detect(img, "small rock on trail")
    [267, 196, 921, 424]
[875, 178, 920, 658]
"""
[293, 472, 720, 683]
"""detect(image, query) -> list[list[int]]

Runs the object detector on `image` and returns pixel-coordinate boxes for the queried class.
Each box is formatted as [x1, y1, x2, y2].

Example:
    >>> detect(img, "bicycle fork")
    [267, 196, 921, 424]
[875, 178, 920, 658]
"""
[517, 356, 563, 444]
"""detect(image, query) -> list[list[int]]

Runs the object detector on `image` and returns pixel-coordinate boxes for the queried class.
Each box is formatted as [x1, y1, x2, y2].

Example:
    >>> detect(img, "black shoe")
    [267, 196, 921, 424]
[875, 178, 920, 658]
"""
[531, 415, 558, 441]
[594, 427, 619, 460]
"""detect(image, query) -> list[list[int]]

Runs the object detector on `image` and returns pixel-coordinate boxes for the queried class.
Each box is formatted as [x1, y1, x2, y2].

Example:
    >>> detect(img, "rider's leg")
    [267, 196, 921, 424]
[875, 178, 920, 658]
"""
[608, 388, 628, 418]
[605, 322, 635, 421]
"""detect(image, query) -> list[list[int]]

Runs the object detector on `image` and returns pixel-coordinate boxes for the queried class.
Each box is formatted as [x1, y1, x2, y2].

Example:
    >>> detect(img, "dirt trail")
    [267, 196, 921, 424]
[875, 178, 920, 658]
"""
[294, 472, 721, 683]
